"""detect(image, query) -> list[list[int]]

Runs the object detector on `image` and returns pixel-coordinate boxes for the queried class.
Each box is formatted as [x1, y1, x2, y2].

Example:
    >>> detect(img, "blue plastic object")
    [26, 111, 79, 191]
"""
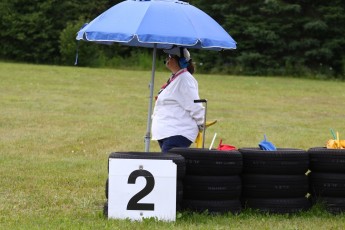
[258, 134, 277, 151]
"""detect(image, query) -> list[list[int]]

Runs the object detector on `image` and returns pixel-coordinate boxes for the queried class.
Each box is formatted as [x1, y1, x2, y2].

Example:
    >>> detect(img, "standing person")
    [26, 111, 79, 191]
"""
[151, 46, 204, 153]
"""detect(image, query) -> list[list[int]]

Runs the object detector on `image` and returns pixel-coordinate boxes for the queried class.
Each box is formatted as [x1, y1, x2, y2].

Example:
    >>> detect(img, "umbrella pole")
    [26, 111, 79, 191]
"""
[144, 44, 157, 152]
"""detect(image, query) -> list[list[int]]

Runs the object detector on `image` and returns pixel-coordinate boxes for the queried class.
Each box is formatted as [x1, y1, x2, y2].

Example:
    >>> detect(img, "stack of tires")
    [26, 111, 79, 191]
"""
[239, 148, 311, 214]
[168, 148, 243, 214]
[103, 152, 186, 217]
[308, 147, 345, 214]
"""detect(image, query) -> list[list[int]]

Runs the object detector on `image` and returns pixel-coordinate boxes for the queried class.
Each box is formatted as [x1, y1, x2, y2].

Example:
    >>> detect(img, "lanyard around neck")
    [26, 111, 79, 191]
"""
[156, 69, 187, 98]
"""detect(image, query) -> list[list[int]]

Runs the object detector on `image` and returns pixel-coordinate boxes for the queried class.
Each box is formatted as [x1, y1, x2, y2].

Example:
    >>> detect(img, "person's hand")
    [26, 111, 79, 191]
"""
[198, 124, 204, 132]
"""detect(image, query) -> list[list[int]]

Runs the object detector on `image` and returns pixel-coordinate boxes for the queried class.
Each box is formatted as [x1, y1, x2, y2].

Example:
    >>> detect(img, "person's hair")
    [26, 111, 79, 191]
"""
[186, 59, 195, 74]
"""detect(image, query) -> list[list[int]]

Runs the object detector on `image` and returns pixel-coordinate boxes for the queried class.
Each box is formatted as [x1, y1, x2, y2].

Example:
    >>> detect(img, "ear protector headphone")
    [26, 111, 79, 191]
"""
[178, 47, 189, 68]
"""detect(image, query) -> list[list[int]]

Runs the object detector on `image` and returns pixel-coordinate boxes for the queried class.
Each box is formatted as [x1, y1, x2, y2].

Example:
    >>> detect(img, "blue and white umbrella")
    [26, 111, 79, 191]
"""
[76, 0, 236, 151]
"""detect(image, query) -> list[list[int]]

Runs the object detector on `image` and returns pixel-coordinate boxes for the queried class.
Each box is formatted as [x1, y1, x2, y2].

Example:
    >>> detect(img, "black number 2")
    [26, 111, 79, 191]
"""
[127, 169, 155, 211]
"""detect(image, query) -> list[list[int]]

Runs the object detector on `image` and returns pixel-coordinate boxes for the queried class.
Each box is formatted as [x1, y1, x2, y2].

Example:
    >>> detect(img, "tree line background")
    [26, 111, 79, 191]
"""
[1, 0, 345, 79]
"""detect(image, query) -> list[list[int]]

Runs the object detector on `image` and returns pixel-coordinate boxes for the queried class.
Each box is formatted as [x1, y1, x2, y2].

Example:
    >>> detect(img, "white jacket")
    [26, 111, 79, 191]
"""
[151, 69, 204, 142]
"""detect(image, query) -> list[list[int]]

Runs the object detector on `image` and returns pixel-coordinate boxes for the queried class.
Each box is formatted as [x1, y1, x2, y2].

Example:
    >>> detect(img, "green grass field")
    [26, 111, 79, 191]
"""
[1, 62, 345, 229]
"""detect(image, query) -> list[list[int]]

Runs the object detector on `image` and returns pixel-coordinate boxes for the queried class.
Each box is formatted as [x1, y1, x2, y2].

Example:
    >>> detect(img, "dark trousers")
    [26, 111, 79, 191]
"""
[158, 135, 192, 153]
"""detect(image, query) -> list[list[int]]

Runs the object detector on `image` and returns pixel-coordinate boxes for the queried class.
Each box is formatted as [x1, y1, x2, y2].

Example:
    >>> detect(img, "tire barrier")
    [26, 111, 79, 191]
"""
[169, 148, 243, 214]
[183, 175, 241, 200]
[167, 148, 242, 176]
[181, 199, 242, 214]
[103, 147, 345, 217]
[103, 201, 108, 218]
[309, 147, 345, 173]
[308, 147, 345, 214]
[239, 148, 311, 214]
[310, 173, 345, 197]
[239, 148, 309, 175]
[244, 198, 311, 214]
[311, 197, 345, 214]
[104, 151, 186, 216]
[241, 174, 309, 198]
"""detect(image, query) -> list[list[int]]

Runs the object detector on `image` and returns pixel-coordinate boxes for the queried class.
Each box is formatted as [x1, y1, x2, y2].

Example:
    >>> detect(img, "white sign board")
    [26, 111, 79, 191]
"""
[108, 158, 177, 221]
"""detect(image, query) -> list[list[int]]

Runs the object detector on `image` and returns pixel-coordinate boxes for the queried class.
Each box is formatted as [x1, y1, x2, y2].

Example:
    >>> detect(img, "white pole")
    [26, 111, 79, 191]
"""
[144, 44, 157, 152]
[209, 133, 217, 150]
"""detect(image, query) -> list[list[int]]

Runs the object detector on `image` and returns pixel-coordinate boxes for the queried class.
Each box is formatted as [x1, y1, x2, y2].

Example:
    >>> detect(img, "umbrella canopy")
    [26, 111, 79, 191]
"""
[77, 0, 236, 50]
[76, 0, 236, 152]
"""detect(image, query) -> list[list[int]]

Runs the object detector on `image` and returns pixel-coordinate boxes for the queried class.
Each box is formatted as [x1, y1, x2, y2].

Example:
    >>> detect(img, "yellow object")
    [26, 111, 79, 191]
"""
[326, 140, 345, 149]
[195, 120, 217, 148]
[326, 132, 345, 149]
[195, 132, 203, 148]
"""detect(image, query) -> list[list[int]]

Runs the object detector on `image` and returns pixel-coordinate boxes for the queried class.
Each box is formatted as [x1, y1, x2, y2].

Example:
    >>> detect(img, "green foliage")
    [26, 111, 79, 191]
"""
[1, 0, 57, 62]
[0, 0, 121, 64]
[191, 0, 345, 78]
[59, 20, 104, 66]
[0, 1, 345, 78]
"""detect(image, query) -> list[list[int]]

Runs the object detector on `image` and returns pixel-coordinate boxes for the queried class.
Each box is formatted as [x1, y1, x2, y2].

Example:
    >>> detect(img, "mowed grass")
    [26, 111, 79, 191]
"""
[0, 62, 345, 229]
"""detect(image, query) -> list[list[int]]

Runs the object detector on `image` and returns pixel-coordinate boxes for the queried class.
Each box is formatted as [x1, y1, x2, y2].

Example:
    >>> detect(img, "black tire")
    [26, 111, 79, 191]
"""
[177, 180, 183, 204]
[243, 197, 311, 214]
[103, 200, 108, 218]
[242, 174, 309, 198]
[310, 172, 345, 197]
[182, 199, 242, 214]
[168, 148, 242, 176]
[183, 175, 241, 200]
[312, 197, 345, 214]
[308, 147, 345, 173]
[238, 148, 309, 175]
[108, 152, 186, 179]
[176, 203, 181, 212]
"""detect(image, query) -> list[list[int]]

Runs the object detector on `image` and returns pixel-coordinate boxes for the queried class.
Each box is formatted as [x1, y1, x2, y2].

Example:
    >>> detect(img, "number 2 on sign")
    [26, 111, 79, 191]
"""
[127, 169, 155, 211]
